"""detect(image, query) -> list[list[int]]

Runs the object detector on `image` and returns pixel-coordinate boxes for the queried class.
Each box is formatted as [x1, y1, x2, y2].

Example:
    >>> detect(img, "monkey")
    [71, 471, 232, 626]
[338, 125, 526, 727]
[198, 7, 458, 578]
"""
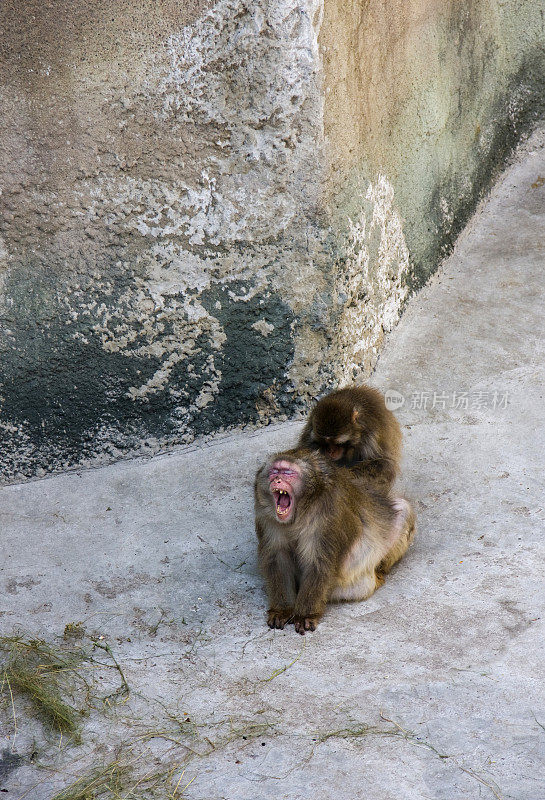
[298, 385, 402, 493]
[254, 447, 415, 634]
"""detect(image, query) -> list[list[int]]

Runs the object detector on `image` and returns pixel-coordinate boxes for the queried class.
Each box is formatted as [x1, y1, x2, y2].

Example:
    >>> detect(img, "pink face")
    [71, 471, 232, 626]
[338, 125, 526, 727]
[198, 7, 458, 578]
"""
[268, 460, 302, 523]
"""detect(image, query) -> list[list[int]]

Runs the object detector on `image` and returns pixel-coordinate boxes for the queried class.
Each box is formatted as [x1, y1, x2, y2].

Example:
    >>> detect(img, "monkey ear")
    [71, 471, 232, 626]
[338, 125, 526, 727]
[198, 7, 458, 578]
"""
[352, 408, 359, 424]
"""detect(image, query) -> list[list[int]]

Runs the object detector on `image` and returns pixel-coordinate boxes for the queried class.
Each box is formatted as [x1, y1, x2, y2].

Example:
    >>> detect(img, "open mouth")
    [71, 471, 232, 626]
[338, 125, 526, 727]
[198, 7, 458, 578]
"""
[273, 489, 292, 519]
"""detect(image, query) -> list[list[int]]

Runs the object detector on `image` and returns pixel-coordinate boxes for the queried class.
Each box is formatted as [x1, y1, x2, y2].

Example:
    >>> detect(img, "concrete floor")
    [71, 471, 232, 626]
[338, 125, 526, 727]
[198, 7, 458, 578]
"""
[2, 128, 545, 799]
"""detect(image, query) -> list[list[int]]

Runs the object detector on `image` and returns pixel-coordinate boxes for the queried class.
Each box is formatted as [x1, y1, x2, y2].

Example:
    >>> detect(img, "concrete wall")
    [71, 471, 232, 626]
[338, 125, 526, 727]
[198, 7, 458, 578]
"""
[0, 0, 543, 480]
[321, 0, 545, 377]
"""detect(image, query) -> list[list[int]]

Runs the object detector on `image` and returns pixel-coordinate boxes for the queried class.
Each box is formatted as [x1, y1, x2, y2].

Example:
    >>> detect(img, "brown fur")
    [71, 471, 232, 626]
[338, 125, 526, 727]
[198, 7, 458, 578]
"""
[298, 385, 403, 492]
[254, 447, 415, 634]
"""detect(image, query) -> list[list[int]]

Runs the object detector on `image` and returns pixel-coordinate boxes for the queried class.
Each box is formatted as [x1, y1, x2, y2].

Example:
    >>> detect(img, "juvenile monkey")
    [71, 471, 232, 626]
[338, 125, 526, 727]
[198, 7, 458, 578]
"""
[298, 385, 402, 492]
[254, 447, 415, 634]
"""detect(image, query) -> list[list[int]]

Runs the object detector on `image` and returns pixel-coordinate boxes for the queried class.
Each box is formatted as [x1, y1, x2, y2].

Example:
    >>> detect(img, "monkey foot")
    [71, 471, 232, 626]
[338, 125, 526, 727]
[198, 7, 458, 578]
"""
[293, 614, 320, 635]
[374, 570, 386, 586]
[267, 608, 294, 629]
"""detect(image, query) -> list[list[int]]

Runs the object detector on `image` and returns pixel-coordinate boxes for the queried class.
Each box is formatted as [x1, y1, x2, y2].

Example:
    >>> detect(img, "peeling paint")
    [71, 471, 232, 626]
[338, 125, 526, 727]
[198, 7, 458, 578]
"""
[0, 0, 544, 480]
[63, 0, 327, 417]
[333, 176, 410, 384]
[251, 320, 275, 337]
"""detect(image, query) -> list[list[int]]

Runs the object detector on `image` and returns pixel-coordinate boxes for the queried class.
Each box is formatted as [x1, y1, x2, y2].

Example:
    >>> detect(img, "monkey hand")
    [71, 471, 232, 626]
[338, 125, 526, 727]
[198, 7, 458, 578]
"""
[267, 608, 294, 630]
[292, 613, 320, 635]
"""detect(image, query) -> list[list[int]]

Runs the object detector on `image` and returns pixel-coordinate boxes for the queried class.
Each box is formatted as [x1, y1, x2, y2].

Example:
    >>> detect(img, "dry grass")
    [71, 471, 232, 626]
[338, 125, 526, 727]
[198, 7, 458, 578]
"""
[1, 632, 505, 800]
[51, 758, 197, 800]
[0, 632, 132, 742]
[0, 635, 89, 738]
[49, 714, 274, 800]
[1, 631, 506, 800]
[316, 712, 503, 800]
[1, 631, 280, 799]
[49, 697, 276, 798]
[51, 761, 130, 800]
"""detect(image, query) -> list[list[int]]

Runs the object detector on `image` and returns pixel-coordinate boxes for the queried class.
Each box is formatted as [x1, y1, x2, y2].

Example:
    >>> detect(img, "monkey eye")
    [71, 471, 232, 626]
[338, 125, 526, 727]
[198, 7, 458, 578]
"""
[269, 467, 297, 478]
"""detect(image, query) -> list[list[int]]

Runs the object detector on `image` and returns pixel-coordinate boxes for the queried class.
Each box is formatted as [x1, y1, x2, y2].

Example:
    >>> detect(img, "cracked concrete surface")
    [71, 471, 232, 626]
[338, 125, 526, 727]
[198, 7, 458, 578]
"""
[1, 129, 545, 798]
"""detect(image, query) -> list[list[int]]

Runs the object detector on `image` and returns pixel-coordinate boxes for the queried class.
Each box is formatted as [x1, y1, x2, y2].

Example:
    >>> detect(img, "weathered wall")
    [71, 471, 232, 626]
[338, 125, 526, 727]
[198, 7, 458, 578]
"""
[321, 0, 545, 380]
[0, 0, 543, 480]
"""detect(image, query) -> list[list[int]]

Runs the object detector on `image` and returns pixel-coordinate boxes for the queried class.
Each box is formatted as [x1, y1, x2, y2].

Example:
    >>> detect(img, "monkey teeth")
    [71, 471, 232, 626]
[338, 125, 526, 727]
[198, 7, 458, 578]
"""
[273, 489, 292, 518]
